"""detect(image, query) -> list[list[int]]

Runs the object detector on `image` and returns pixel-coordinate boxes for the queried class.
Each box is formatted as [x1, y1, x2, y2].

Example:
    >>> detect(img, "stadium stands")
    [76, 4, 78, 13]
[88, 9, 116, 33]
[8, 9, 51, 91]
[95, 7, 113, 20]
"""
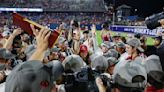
[0, 0, 106, 12]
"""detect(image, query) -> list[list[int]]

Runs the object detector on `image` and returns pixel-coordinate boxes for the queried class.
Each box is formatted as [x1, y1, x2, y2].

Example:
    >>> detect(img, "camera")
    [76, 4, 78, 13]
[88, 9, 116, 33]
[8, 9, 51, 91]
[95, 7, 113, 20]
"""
[145, 12, 164, 30]
[61, 67, 112, 92]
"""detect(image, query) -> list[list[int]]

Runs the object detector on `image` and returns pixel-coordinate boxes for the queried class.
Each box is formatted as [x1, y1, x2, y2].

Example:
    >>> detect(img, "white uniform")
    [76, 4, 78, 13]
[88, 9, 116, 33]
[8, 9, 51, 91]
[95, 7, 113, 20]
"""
[0, 82, 5, 92]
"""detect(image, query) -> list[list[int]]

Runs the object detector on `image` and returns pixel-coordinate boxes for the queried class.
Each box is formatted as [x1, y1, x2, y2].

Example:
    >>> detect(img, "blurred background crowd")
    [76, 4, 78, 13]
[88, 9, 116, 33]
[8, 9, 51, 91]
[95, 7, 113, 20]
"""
[0, 0, 164, 92]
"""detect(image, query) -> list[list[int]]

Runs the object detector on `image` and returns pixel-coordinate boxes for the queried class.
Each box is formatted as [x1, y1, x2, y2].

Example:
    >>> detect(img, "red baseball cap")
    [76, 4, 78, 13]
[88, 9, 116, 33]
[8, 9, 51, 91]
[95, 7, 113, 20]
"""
[80, 45, 88, 53]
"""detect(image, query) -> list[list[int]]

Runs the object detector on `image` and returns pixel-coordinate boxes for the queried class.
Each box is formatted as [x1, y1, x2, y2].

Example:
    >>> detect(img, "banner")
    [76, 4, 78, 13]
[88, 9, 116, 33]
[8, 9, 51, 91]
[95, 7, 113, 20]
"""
[110, 25, 164, 36]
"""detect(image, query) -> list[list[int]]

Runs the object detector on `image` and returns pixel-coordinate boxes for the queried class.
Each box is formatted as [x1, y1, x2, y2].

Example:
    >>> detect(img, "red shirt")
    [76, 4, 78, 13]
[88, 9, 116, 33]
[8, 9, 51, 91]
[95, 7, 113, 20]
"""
[145, 86, 164, 92]
[103, 35, 109, 41]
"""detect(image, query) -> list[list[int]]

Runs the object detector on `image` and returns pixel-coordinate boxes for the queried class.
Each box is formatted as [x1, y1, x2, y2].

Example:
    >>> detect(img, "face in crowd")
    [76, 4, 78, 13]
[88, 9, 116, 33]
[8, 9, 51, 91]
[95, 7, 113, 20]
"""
[154, 38, 162, 47]
[79, 45, 88, 59]
[101, 45, 109, 53]
[126, 45, 136, 55]
[83, 32, 89, 41]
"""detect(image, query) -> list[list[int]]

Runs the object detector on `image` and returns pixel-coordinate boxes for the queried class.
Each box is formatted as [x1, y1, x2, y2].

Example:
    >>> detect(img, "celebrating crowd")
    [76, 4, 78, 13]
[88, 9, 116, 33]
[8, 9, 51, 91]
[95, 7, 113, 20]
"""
[0, 14, 164, 92]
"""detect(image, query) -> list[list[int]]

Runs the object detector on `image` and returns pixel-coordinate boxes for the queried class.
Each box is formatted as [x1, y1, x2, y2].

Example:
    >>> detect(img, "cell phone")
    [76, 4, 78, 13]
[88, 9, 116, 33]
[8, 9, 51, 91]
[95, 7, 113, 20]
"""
[12, 13, 60, 48]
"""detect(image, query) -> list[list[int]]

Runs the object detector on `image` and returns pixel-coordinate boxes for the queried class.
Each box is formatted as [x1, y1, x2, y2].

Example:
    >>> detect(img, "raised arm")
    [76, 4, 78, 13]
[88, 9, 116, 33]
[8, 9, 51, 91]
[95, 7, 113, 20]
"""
[29, 24, 51, 61]
[3, 28, 22, 50]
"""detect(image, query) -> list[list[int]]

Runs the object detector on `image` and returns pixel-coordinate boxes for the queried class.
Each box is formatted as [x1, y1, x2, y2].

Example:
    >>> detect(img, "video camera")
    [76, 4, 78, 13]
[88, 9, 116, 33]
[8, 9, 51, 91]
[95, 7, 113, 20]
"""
[61, 67, 112, 92]
[145, 11, 164, 30]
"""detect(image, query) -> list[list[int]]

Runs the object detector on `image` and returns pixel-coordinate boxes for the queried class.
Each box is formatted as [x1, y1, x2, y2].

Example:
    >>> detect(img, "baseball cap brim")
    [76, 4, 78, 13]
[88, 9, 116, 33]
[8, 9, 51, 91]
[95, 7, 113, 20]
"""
[137, 47, 144, 52]
[80, 50, 88, 53]
[101, 43, 109, 49]
[126, 38, 144, 52]
[107, 57, 118, 66]
[116, 42, 126, 48]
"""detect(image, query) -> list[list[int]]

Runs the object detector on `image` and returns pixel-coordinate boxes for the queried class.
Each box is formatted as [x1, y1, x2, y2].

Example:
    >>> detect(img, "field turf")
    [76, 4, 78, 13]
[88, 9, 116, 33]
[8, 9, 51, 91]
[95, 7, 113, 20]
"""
[96, 31, 154, 45]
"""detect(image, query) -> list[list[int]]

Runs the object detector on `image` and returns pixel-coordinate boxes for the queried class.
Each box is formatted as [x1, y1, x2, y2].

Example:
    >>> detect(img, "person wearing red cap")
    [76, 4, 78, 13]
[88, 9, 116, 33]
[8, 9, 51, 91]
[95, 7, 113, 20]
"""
[79, 44, 91, 65]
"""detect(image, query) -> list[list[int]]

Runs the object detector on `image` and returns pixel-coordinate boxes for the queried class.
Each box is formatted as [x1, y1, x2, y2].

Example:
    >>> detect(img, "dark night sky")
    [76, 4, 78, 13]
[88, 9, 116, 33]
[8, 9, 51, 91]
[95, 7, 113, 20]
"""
[112, 0, 164, 17]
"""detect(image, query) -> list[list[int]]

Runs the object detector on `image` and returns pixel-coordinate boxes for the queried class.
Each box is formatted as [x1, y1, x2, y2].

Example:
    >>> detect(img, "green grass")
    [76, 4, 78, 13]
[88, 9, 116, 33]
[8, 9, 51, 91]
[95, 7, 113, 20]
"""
[96, 31, 154, 45]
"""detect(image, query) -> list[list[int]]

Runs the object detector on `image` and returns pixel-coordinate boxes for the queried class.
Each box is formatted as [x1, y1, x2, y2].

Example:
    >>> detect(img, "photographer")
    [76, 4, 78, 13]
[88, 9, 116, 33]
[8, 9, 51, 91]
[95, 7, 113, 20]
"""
[58, 55, 112, 92]
[58, 54, 87, 92]
[152, 36, 164, 71]
[146, 12, 164, 70]
[145, 12, 164, 30]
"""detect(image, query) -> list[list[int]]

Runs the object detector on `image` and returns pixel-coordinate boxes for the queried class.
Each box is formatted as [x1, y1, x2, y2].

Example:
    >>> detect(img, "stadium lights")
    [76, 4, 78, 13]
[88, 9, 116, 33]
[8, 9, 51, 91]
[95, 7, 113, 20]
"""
[0, 8, 43, 12]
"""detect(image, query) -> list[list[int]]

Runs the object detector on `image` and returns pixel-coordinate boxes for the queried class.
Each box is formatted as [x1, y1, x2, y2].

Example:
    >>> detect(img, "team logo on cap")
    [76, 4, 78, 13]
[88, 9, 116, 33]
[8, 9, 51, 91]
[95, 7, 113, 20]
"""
[40, 80, 49, 88]
[126, 56, 132, 60]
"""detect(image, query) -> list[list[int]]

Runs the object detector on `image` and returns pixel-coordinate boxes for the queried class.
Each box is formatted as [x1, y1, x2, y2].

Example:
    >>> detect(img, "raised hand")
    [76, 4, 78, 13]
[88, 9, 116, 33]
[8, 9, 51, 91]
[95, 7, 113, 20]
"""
[91, 24, 96, 37]
[96, 77, 107, 92]
[12, 28, 23, 37]
[30, 24, 51, 52]
[3, 28, 23, 49]
[29, 24, 51, 61]
[160, 19, 164, 28]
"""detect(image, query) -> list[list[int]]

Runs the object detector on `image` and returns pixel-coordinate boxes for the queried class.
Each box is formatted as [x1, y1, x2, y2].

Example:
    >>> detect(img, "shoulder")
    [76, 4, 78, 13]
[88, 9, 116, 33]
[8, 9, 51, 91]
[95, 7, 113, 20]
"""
[0, 82, 5, 92]
[134, 56, 144, 64]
